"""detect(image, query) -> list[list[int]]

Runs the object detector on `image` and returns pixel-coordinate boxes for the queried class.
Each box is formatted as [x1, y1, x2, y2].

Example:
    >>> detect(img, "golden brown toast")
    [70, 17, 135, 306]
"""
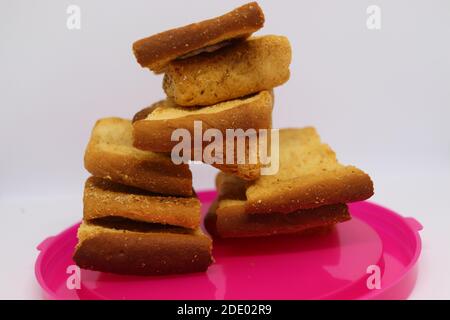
[132, 2, 265, 73]
[84, 177, 201, 229]
[246, 128, 374, 213]
[132, 91, 274, 180]
[163, 35, 291, 106]
[205, 173, 351, 238]
[73, 220, 213, 275]
[84, 117, 193, 196]
[132, 91, 273, 152]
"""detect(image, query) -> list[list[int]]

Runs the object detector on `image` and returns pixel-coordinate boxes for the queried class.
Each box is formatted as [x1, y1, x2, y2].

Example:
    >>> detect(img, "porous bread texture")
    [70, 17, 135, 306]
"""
[246, 128, 374, 213]
[84, 117, 193, 196]
[74, 221, 213, 275]
[132, 2, 265, 73]
[163, 35, 291, 106]
[84, 177, 201, 230]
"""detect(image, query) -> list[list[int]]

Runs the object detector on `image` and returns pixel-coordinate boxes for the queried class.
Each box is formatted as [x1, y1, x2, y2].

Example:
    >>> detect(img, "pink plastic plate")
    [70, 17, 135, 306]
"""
[35, 191, 423, 300]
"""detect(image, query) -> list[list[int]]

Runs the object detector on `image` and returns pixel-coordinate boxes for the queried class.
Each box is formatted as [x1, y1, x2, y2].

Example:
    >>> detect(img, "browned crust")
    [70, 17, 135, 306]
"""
[245, 128, 374, 213]
[208, 130, 268, 181]
[132, 91, 273, 152]
[215, 171, 248, 200]
[206, 173, 351, 238]
[84, 117, 193, 197]
[83, 177, 200, 229]
[211, 162, 261, 181]
[132, 104, 158, 123]
[132, 91, 273, 180]
[132, 2, 265, 72]
[206, 200, 348, 238]
[162, 35, 291, 106]
[204, 200, 220, 237]
[246, 167, 374, 214]
[73, 222, 213, 275]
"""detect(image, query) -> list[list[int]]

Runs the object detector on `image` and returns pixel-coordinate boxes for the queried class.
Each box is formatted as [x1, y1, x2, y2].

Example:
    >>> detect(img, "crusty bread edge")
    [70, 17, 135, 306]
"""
[73, 222, 213, 275]
[132, 2, 265, 72]
[206, 199, 349, 238]
[246, 166, 374, 214]
[162, 35, 291, 106]
[133, 91, 274, 153]
[84, 118, 193, 197]
[83, 177, 201, 229]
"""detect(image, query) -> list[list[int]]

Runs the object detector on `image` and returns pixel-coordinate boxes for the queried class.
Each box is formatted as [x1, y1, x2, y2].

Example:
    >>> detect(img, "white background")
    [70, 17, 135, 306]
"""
[1, 0, 449, 299]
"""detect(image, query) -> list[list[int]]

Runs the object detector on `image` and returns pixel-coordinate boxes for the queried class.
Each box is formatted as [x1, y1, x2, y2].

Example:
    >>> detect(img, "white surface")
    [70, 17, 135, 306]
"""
[1, 0, 449, 299]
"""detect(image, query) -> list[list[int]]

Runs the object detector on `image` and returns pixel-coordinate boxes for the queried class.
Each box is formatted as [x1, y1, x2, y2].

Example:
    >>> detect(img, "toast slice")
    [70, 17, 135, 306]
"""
[84, 117, 193, 197]
[132, 91, 274, 180]
[73, 220, 213, 275]
[132, 91, 273, 152]
[84, 177, 200, 230]
[205, 173, 351, 238]
[246, 128, 374, 214]
[163, 35, 291, 106]
[132, 2, 265, 73]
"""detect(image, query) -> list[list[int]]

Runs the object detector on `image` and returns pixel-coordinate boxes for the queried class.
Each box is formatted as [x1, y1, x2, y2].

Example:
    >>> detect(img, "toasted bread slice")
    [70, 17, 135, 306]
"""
[163, 35, 291, 106]
[132, 2, 264, 73]
[211, 157, 261, 181]
[132, 91, 273, 152]
[132, 91, 274, 180]
[84, 177, 200, 229]
[73, 220, 213, 275]
[205, 173, 350, 238]
[246, 128, 374, 214]
[84, 117, 193, 197]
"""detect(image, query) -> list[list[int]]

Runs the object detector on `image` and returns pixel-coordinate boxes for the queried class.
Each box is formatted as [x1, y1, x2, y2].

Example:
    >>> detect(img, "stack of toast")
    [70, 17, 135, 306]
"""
[73, 118, 212, 275]
[73, 2, 374, 276]
[205, 128, 373, 238]
[132, 2, 291, 181]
